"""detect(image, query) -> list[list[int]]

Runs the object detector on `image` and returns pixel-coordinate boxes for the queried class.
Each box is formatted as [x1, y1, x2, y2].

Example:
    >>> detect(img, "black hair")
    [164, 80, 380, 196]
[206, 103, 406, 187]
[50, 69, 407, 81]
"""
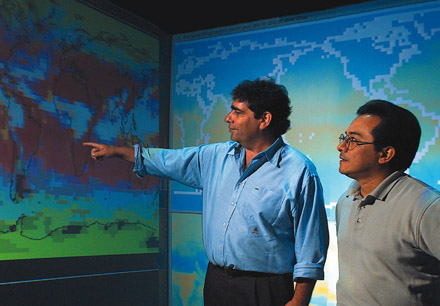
[231, 78, 292, 138]
[357, 99, 421, 171]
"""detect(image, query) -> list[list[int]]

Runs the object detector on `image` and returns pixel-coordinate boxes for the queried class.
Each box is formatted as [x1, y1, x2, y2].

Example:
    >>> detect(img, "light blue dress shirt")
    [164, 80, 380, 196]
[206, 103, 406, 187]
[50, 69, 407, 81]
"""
[133, 137, 329, 280]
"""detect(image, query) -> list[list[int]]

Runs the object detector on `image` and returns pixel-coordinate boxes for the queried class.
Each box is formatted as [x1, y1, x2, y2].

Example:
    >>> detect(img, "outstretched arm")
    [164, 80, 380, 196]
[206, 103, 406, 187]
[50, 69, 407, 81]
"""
[83, 142, 134, 163]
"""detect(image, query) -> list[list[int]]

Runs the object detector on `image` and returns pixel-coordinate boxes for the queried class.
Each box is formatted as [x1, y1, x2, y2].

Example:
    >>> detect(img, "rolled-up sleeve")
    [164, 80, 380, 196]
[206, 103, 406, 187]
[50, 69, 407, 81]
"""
[133, 144, 147, 177]
[293, 174, 329, 281]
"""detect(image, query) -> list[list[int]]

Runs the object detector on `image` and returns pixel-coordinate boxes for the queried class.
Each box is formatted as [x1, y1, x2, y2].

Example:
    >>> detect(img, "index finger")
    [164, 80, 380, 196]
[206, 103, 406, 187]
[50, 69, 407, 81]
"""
[82, 142, 99, 148]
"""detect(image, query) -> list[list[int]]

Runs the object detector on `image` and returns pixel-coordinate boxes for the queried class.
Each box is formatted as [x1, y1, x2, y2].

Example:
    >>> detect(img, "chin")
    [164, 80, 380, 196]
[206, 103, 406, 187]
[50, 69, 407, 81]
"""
[340, 171, 356, 180]
[338, 167, 350, 177]
[230, 136, 239, 142]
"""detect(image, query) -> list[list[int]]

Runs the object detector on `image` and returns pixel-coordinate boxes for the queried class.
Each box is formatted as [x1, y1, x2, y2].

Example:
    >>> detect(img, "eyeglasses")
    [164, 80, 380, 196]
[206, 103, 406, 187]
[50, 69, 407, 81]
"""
[338, 132, 376, 150]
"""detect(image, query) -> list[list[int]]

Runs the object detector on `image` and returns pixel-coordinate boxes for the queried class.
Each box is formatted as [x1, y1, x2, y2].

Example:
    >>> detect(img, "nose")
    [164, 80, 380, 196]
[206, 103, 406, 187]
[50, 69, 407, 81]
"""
[225, 112, 232, 123]
[337, 141, 347, 152]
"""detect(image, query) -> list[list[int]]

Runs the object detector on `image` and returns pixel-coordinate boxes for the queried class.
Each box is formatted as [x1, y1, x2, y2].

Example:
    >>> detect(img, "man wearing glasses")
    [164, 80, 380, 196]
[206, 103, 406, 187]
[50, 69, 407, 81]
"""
[335, 99, 440, 305]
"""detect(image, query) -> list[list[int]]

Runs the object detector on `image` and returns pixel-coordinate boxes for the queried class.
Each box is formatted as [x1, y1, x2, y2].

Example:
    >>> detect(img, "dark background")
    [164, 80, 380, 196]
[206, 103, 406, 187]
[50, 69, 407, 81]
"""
[106, 0, 374, 34]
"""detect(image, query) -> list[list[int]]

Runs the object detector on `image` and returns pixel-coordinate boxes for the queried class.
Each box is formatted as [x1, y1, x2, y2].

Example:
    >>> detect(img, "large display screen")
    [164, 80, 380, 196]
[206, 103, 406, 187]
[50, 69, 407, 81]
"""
[0, 0, 163, 284]
[170, 1, 440, 304]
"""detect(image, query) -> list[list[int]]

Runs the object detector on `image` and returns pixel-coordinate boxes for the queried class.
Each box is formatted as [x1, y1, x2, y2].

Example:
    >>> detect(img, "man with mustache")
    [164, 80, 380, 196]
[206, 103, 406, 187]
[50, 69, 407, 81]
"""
[336, 100, 440, 305]
[84, 78, 329, 306]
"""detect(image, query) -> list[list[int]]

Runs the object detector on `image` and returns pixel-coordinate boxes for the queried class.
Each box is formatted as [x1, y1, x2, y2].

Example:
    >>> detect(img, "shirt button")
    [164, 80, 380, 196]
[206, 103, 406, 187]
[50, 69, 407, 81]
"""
[357, 218, 361, 223]
[219, 245, 222, 249]
[231, 201, 235, 206]
[223, 223, 227, 227]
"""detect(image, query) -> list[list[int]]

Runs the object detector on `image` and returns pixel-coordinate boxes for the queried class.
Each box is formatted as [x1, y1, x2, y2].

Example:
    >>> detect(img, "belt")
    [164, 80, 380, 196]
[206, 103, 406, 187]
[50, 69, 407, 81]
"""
[210, 262, 288, 278]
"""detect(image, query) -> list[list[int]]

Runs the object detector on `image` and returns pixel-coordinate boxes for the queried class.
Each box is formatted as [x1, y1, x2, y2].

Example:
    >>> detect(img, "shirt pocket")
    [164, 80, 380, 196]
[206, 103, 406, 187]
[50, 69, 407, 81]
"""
[244, 186, 285, 224]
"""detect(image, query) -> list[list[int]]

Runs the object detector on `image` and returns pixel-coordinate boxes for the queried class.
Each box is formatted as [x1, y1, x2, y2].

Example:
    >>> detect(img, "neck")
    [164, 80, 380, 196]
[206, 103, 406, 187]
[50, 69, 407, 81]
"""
[243, 135, 278, 168]
[357, 170, 392, 197]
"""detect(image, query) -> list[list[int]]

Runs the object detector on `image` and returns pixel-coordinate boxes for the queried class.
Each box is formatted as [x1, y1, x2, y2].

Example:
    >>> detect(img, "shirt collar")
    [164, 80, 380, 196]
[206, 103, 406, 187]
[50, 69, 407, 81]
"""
[347, 170, 407, 203]
[227, 142, 241, 156]
[227, 137, 285, 166]
[369, 170, 406, 201]
[261, 137, 284, 167]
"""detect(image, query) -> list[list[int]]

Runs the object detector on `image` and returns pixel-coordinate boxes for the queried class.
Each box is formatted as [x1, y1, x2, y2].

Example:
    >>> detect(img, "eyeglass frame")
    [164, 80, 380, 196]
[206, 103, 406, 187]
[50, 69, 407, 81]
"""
[338, 132, 379, 150]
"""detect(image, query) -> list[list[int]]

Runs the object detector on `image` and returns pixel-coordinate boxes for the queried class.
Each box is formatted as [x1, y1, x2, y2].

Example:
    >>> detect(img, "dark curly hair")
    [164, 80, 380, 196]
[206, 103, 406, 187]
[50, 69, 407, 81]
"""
[357, 99, 421, 171]
[231, 78, 292, 138]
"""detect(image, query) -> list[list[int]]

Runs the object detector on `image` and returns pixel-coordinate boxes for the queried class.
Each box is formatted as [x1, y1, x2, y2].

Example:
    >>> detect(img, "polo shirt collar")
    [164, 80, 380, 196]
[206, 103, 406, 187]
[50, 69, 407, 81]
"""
[369, 170, 406, 201]
[347, 170, 407, 204]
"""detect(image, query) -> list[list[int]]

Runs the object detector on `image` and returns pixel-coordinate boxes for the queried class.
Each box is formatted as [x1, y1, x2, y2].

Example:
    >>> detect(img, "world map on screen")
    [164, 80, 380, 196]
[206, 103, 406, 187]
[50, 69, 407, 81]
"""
[170, 1, 440, 305]
[0, 0, 160, 260]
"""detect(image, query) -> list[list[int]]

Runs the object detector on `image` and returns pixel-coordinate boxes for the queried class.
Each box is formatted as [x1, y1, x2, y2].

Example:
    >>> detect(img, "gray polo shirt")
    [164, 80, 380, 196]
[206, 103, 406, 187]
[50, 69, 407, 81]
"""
[336, 171, 440, 306]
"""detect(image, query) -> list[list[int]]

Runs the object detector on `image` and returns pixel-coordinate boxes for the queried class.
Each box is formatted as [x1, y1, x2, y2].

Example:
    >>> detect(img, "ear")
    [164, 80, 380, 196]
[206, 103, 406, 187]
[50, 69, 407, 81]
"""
[259, 111, 272, 130]
[378, 146, 395, 165]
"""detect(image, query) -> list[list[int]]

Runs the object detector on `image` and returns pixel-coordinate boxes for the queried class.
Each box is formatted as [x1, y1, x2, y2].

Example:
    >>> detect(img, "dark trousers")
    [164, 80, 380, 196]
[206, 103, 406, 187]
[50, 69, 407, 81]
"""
[203, 262, 294, 306]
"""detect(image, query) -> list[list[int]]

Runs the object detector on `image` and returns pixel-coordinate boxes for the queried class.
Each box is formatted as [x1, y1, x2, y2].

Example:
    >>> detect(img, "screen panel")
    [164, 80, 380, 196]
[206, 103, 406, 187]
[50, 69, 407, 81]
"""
[0, 0, 168, 297]
[170, 1, 440, 305]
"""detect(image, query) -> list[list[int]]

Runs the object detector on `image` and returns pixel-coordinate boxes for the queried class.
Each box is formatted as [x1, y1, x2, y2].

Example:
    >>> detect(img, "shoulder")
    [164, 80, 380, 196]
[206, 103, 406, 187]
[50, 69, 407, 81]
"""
[280, 143, 319, 175]
[194, 141, 239, 162]
[395, 175, 440, 205]
[176, 141, 234, 152]
[199, 141, 237, 153]
[387, 175, 440, 225]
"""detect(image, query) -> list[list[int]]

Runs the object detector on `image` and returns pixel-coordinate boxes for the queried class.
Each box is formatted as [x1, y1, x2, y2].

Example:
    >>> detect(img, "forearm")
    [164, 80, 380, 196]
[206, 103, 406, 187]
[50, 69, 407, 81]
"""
[113, 146, 135, 163]
[83, 142, 134, 163]
[286, 278, 316, 306]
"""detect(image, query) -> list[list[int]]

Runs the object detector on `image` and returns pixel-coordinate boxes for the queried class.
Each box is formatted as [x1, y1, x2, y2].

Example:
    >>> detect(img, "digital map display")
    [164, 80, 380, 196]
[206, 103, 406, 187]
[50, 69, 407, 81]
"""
[0, 0, 160, 260]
